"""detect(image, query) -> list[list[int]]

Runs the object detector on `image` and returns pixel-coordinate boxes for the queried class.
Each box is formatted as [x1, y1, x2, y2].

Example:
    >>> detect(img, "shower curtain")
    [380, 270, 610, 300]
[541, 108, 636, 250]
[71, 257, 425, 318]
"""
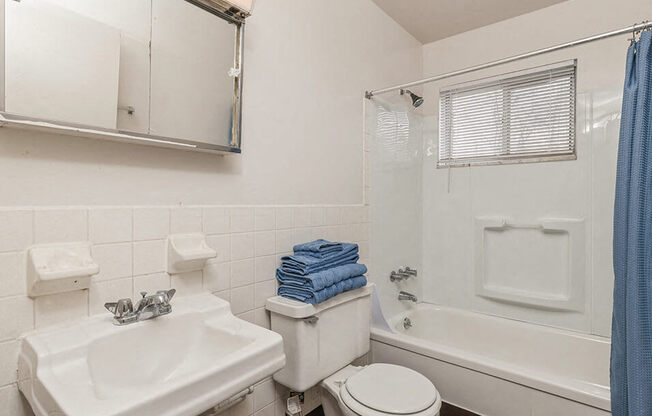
[611, 31, 652, 416]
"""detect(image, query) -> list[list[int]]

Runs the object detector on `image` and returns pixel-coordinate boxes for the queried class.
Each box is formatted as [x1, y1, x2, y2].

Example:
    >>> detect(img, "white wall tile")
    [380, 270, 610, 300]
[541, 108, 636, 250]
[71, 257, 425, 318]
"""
[206, 234, 231, 262]
[254, 403, 275, 416]
[275, 230, 293, 254]
[255, 280, 276, 308]
[0, 340, 19, 387]
[35, 290, 87, 328]
[170, 207, 202, 233]
[213, 289, 230, 303]
[293, 208, 311, 228]
[34, 208, 87, 243]
[274, 208, 293, 230]
[237, 310, 256, 324]
[133, 272, 171, 299]
[230, 388, 254, 416]
[0, 296, 33, 342]
[92, 243, 132, 282]
[255, 231, 275, 257]
[171, 270, 203, 296]
[204, 262, 230, 292]
[254, 379, 277, 412]
[231, 259, 255, 288]
[0, 210, 32, 252]
[133, 240, 166, 275]
[230, 284, 254, 314]
[254, 308, 271, 329]
[341, 206, 363, 224]
[0, 253, 25, 298]
[323, 207, 341, 226]
[255, 255, 277, 283]
[255, 208, 276, 231]
[0, 384, 33, 416]
[203, 207, 230, 235]
[232, 233, 254, 260]
[89, 208, 132, 243]
[231, 208, 254, 233]
[310, 207, 324, 226]
[292, 228, 313, 246]
[133, 207, 170, 241]
[89, 278, 132, 315]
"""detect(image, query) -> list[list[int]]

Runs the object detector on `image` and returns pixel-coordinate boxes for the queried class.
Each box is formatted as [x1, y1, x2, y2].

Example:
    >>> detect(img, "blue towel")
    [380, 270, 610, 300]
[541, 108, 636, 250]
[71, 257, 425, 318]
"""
[276, 263, 367, 291]
[281, 243, 359, 275]
[293, 239, 343, 258]
[278, 275, 367, 304]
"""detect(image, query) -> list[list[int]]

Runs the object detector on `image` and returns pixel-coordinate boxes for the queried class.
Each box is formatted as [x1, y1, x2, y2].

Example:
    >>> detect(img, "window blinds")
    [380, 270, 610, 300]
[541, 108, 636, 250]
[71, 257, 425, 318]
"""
[438, 61, 576, 167]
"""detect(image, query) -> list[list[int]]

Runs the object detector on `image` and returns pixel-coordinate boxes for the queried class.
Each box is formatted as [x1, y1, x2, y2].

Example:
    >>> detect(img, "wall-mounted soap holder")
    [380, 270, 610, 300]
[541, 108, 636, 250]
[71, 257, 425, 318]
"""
[167, 233, 217, 274]
[27, 242, 99, 298]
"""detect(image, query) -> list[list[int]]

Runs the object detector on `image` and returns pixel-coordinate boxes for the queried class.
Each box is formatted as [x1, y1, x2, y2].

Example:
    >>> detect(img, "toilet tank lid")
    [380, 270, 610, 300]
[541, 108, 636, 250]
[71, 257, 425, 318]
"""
[265, 284, 373, 318]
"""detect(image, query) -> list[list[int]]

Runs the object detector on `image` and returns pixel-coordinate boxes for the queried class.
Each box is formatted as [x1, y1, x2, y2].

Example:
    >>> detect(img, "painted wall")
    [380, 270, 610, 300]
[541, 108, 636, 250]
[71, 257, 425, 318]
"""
[0, 0, 422, 207]
[419, 0, 652, 337]
[0, 0, 421, 413]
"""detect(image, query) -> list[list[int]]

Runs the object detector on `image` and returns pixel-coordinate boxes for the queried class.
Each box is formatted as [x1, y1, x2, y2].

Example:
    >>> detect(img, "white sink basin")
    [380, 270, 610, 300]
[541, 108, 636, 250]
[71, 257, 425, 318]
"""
[18, 293, 286, 416]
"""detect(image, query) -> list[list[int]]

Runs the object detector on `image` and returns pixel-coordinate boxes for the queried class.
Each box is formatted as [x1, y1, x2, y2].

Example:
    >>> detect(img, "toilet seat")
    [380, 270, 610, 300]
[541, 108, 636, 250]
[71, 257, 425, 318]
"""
[338, 364, 440, 416]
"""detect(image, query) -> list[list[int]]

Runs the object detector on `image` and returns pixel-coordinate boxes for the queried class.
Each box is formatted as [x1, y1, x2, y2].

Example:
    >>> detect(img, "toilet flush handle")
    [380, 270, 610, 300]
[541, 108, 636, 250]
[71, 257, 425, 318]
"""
[303, 316, 319, 324]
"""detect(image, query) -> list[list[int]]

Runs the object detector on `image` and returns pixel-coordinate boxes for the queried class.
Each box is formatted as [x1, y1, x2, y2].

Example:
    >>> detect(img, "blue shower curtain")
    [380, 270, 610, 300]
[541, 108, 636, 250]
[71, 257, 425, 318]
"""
[611, 31, 652, 416]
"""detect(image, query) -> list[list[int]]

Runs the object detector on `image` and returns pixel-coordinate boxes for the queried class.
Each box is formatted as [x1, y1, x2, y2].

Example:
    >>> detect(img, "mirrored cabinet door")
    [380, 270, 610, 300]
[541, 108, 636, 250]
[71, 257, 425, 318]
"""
[2, 0, 244, 153]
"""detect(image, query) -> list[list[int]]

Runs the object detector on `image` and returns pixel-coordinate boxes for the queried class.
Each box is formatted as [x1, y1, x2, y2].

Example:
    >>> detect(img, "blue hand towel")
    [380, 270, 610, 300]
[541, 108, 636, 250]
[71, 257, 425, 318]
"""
[281, 243, 359, 275]
[278, 275, 367, 304]
[293, 239, 343, 258]
[276, 263, 367, 291]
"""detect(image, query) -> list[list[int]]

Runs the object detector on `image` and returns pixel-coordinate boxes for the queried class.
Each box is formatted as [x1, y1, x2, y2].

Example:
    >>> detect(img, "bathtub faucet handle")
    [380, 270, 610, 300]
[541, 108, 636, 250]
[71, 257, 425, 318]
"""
[390, 270, 409, 282]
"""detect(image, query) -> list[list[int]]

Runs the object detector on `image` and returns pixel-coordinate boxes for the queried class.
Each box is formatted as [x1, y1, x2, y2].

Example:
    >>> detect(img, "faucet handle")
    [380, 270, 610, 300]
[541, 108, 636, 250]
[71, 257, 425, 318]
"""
[155, 288, 176, 304]
[104, 298, 133, 317]
[140, 291, 148, 299]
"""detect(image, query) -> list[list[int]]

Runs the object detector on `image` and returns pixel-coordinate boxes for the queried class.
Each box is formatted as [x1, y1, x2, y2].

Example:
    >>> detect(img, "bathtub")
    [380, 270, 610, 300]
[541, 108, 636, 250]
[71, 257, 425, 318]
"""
[370, 304, 611, 416]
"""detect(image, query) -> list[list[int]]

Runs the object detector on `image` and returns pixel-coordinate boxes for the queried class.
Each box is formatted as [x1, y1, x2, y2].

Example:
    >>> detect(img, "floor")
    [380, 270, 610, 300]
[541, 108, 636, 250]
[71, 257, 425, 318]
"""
[306, 402, 479, 416]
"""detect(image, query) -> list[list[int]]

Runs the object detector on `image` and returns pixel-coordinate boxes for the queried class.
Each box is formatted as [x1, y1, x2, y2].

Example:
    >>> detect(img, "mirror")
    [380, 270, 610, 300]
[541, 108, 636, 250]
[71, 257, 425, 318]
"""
[2, 0, 244, 153]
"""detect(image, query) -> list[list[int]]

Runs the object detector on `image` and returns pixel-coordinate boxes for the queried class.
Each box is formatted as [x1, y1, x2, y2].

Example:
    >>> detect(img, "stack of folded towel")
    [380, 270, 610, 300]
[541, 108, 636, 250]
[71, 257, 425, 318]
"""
[276, 239, 367, 304]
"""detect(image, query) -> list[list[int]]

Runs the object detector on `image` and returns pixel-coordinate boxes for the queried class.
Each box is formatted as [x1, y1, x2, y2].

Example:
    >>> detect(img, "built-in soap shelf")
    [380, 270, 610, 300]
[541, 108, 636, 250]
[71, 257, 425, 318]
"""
[167, 233, 217, 274]
[27, 242, 99, 298]
[474, 216, 586, 311]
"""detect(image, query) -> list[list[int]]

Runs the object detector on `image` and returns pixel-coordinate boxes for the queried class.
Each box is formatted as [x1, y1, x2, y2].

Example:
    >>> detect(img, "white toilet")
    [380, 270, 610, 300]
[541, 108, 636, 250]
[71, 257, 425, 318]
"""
[266, 284, 441, 416]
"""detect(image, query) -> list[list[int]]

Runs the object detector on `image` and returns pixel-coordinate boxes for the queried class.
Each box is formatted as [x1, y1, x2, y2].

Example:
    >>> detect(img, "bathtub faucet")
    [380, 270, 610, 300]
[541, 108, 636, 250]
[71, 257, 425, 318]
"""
[398, 291, 418, 303]
[390, 267, 418, 282]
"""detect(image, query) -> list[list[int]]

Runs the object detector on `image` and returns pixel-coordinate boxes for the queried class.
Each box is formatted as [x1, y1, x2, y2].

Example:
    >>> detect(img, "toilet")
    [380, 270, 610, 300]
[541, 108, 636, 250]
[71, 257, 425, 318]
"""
[265, 284, 441, 416]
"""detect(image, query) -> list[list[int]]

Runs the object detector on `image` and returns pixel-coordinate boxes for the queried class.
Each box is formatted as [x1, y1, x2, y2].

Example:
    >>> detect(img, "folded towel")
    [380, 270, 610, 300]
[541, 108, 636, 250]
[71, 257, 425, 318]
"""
[281, 243, 359, 275]
[278, 275, 367, 304]
[293, 239, 343, 258]
[277, 263, 367, 291]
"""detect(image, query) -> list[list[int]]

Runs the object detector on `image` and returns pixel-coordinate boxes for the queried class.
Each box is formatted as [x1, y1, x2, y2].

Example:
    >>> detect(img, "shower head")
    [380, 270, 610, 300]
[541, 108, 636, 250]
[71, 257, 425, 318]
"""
[400, 89, 424, 108]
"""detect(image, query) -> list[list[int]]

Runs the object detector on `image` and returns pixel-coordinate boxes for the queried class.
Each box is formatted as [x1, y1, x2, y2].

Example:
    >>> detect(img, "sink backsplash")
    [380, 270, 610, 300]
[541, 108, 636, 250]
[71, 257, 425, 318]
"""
[0, 204, 369, 415]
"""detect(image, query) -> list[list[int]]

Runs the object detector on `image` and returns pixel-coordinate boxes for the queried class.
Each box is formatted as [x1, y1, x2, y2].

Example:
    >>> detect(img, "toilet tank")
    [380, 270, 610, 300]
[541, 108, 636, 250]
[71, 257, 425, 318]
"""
[265, 284, 372, 392]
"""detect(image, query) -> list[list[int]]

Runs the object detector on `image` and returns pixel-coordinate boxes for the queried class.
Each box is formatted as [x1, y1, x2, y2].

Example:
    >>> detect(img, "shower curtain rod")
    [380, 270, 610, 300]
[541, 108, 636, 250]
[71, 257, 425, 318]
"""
[365, 20, 652, 98]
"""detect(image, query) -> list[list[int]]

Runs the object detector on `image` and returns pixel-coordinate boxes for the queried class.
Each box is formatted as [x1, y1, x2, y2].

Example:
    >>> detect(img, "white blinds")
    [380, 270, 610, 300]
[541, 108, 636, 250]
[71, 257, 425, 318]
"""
[438, 61, 576, 167]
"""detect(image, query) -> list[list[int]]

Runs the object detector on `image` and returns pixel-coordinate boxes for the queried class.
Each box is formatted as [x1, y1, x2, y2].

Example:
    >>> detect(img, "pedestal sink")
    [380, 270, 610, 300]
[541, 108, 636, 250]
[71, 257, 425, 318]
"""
[18, 293, 286, 416]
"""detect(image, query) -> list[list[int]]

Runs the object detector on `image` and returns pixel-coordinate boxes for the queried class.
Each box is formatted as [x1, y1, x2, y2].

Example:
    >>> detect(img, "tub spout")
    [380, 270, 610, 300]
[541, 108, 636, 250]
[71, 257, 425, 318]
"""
[398, 291, 417, 303]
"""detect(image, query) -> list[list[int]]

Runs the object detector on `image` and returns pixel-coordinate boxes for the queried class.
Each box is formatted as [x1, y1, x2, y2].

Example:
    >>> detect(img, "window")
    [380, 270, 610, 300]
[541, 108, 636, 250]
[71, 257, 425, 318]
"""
[438, 61, 576, 167]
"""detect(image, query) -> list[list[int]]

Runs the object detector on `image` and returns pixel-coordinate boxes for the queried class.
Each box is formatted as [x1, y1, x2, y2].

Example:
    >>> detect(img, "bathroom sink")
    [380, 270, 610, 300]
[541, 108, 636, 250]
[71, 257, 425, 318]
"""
[18, 293, 286, 416]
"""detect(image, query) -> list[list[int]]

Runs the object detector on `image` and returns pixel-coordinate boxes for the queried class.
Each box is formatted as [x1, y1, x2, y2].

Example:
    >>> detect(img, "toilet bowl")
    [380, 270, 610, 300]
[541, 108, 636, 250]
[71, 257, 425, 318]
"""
[320, 364, 441, 416]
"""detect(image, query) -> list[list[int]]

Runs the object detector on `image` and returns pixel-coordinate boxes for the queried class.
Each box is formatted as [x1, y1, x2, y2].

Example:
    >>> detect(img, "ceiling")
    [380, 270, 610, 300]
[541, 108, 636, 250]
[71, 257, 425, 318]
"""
[370, 0, 570, 44]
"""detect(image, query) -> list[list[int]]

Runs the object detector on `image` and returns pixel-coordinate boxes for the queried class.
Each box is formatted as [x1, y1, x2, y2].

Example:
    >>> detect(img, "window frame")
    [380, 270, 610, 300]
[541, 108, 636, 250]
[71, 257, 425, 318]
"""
[437, 60, 577, 168]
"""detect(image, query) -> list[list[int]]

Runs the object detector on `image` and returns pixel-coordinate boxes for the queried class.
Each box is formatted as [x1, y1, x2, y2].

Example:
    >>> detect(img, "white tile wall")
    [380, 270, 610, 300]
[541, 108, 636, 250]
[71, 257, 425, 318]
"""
[0, 204, 369, 415]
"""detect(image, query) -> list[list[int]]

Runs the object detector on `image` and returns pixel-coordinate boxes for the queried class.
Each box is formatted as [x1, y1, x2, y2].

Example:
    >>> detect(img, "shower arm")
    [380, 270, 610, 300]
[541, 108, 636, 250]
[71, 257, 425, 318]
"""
[365, 20, 652, 99]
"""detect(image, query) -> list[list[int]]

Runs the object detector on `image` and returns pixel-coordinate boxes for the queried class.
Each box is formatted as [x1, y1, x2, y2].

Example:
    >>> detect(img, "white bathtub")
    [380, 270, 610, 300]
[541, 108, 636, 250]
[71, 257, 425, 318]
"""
[370, 304, 611, 416]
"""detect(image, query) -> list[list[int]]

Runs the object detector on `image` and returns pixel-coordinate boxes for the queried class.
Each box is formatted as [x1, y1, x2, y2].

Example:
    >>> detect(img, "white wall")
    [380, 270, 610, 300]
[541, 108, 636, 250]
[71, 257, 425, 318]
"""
[0, 0, 422, 207]
[0, 1, 421, 413]
[419, 0, 652, 336]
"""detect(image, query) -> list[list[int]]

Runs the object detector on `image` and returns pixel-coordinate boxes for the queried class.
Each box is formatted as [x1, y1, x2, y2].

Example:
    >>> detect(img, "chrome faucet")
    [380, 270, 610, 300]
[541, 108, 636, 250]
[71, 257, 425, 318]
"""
[104, 289, 176, 325]
[390, 267, 418, 282]
[398, 291, 418, 303]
